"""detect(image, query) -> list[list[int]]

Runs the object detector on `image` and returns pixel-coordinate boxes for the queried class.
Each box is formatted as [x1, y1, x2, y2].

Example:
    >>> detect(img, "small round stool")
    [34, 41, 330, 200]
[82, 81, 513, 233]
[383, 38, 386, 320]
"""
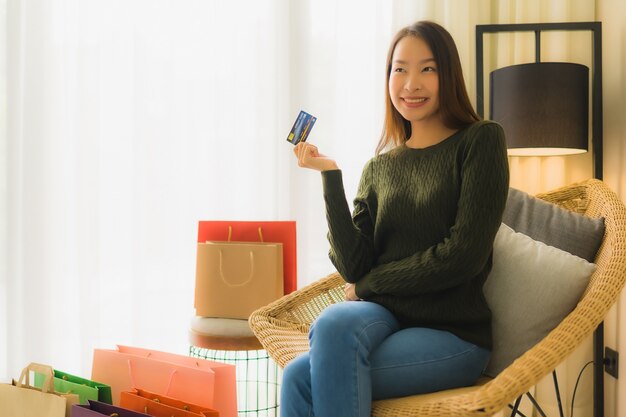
[189, 317, 281, 417]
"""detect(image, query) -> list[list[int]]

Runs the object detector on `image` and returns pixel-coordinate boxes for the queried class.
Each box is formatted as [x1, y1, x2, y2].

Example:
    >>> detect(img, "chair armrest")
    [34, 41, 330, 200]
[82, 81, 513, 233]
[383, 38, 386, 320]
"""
[249, 271, 345, 368]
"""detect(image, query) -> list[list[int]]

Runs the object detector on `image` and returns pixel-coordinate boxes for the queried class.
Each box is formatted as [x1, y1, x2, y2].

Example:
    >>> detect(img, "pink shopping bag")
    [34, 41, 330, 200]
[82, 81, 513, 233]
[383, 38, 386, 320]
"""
[92, 345, 236, 417]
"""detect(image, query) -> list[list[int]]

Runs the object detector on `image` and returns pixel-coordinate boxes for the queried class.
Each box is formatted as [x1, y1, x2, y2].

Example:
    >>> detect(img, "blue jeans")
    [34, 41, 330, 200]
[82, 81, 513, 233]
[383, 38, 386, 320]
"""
[280, 301, 490, 417]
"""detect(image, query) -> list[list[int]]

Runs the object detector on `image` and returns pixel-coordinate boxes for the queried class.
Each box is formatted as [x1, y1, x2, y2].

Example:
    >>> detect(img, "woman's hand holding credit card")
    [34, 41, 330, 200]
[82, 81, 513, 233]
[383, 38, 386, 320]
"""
[287, 110, 338, 172]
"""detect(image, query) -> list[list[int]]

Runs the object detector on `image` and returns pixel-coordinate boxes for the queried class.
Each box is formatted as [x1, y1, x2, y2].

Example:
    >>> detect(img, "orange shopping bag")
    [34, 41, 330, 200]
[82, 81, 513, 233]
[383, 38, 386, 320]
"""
[91, 345, 236, 417]
[120, 388, 219, 417]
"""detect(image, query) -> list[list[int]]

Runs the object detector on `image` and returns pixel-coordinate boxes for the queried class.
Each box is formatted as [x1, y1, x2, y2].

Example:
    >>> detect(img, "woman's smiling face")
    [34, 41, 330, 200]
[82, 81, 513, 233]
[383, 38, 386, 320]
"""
[388, 35, 440, 127]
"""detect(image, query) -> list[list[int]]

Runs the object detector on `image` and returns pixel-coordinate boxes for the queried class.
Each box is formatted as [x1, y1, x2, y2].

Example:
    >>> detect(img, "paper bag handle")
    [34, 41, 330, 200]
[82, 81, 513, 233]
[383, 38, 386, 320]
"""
[227, 226, 264, 242]
[218, 249, 254, 287]
[17, 362, 55, 393]
[127, 360, 178, 395]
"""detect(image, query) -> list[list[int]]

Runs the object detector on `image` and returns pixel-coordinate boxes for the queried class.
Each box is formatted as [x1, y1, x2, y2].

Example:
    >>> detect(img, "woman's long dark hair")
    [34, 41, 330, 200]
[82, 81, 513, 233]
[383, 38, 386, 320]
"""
[376, 21, 480, 155]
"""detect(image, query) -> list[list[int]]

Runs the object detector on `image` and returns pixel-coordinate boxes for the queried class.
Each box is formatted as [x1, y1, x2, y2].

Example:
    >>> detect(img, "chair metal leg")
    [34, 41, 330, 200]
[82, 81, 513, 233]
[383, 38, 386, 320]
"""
[525, 391, 548, 417]
[508, 396, 525, 417]
[552, 370, 565, 417]
[508, 392, 554, 417]
[508, 370, 573, 417]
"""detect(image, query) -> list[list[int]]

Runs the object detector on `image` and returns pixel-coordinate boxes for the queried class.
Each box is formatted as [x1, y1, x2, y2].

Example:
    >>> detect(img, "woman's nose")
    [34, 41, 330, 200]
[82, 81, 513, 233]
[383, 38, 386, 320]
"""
[404, 74, 422, 91]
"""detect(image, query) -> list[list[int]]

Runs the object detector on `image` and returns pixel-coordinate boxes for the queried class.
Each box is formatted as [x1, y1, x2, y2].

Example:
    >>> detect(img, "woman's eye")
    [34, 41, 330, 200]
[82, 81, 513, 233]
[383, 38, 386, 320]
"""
[423, 66, 437, 72]
[393, 67, 405, 73]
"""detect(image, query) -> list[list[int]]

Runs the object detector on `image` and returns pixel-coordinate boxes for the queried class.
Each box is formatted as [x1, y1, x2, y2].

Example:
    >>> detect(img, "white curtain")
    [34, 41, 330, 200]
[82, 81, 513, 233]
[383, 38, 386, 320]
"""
[1, 0, 601, 415]
[1, 0, 399, 379]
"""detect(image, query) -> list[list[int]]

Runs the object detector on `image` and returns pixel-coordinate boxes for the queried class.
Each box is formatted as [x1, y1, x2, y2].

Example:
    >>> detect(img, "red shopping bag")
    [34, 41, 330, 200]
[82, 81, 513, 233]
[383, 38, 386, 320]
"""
[91, 345, 236, 417]
[197, 220, 297, 294]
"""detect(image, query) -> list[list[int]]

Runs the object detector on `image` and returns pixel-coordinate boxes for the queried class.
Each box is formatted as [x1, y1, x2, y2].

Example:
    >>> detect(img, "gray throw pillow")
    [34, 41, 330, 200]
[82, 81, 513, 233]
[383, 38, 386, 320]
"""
[483, 224, 596, 377]
[502, 187, 605, 262]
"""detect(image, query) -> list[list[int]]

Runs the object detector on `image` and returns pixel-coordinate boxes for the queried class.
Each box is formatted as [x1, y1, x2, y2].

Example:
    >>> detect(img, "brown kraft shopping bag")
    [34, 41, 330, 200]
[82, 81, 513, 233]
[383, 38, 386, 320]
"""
[194, 228, 283, 319]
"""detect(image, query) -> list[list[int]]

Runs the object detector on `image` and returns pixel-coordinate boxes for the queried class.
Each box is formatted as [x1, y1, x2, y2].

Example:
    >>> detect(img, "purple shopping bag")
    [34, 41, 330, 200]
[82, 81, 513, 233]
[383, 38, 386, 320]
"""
[72, 400, 151, 417]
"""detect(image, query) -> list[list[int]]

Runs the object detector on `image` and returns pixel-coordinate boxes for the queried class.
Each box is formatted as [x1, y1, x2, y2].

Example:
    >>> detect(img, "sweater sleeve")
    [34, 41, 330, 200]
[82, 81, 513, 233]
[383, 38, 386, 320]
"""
[355, 122, 509, 298]
[321, 160, 376, 283]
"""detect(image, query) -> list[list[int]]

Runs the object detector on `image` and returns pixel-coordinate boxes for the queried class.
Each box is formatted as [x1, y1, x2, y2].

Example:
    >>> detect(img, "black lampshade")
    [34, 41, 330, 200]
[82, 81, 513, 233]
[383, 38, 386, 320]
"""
[490, 62, 589, 156]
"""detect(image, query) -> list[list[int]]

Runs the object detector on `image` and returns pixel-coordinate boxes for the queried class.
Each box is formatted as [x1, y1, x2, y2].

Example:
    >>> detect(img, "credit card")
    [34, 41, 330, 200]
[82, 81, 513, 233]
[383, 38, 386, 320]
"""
[286, 110, 317, 145]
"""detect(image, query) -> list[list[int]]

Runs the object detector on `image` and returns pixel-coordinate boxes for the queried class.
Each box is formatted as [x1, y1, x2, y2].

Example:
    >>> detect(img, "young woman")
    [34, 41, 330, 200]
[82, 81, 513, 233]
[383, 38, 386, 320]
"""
[283, 20, 509, 417]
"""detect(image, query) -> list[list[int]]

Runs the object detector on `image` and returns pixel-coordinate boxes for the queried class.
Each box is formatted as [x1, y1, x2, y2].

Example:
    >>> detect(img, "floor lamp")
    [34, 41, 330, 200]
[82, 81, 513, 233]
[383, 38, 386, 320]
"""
[475, 22, 604, 416]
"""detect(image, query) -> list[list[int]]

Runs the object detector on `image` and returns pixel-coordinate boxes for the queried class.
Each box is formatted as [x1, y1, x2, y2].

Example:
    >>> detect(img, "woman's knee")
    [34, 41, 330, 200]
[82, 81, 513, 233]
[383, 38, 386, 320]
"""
[310, 301, 399, 345]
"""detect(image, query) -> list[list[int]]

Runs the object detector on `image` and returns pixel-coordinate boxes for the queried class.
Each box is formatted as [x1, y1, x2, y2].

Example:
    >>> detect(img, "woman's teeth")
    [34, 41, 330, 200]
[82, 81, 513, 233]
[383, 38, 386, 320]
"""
[404, 98, 427, 103]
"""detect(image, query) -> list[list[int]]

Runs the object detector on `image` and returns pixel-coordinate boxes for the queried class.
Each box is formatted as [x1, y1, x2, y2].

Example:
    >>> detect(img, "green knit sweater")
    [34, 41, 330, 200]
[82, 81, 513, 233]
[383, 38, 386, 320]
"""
[321, 120, 509, 349]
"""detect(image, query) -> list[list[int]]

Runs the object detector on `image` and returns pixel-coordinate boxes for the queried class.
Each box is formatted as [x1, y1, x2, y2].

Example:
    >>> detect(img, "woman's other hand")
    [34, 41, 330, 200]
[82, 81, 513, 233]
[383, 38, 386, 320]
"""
[293, 142, 339, 172]
[344, 283, 362, 301]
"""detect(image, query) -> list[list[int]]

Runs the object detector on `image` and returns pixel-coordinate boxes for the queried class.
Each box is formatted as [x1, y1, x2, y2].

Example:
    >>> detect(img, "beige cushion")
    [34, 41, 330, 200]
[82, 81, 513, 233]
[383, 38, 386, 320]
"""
[190, 316, 255, 338]
[483, 223, 596, 377]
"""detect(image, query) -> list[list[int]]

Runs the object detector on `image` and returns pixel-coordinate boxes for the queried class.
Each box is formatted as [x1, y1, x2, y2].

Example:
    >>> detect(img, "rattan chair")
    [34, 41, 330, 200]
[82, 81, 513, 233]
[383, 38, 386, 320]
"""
[249, 179, 626, 416]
